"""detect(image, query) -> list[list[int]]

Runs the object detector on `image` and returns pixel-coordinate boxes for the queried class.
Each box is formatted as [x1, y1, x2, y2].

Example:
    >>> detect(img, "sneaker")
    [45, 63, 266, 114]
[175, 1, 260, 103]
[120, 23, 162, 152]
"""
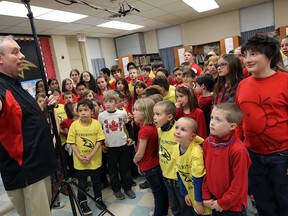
[124, 189, 136, 199]
[139, 181, 149, 189]
[52, 201, 65, 209]
[132, 181, 137, 187]
[80, 200, 92, 215]
[95, 197, 107, 210]
[114, 191, 125, 200]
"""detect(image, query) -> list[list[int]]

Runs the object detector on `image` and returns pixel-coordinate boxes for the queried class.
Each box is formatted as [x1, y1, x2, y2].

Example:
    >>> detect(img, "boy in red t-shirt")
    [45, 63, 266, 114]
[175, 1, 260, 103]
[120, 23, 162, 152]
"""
[195, 73, 214, 135]
[236, 33, 288, 216]
[202, 103, 251, 215]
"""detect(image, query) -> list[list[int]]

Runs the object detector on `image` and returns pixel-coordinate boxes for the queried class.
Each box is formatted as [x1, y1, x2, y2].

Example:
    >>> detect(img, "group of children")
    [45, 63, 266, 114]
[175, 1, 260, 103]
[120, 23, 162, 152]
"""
[34, 32, 288, 216]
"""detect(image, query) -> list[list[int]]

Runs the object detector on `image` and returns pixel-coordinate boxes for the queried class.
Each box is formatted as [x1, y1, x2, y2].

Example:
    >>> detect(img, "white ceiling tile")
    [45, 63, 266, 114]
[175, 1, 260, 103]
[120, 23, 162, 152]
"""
[0, 0, 273, 37]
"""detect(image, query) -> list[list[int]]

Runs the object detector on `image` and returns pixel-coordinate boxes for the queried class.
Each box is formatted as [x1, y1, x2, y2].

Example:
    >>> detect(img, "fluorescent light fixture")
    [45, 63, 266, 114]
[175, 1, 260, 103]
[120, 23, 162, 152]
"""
[0, 1, 52, 18]
[183, 0, 219, 13]
[97, 21, 144, 31]
[36, 10, 87, 23]
[0, 1, 87, 23]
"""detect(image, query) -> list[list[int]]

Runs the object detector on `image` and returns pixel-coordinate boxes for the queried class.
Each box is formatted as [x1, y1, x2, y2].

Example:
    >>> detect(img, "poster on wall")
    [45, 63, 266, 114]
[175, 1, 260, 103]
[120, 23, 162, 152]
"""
[16, 38, 42, 82]
[21, 78, 42, 98]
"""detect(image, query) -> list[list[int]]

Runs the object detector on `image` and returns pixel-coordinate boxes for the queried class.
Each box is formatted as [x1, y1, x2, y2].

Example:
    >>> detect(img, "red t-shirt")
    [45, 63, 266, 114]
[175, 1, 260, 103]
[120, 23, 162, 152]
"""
[143, 77, 153, 87]
[235, 71, 288, 154]
[60, 118, 75, 130]
[176, 107, 208, 138]
[137, 123, 159, 171]
[191, 63, 203, 77]
[198, 95, 213, 134]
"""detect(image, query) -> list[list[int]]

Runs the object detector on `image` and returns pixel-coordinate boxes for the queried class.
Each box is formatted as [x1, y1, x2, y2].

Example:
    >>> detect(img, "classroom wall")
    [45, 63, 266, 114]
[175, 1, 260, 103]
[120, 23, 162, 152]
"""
[157, 25, 183, 49]
[181, 10, 240, 46]
[240, 2, 274, 32]
[66, 36, 84, 73]
[144, 30, 159, 53]
[115, 33, 146, 56]
[99, 37, 117, 68]
[274, 0, 288, 29]
[50, 35, 72, 82]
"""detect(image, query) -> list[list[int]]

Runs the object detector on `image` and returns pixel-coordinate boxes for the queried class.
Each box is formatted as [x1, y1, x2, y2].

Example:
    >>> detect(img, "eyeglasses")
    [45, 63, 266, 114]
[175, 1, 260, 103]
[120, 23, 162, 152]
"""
[217, 63, 228, 68]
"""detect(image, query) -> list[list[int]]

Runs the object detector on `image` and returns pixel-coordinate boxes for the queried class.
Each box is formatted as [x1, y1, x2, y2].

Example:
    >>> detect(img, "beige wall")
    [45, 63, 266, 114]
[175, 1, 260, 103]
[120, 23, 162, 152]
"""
[144, 30, 159, 53]
[181, 10, 240, 45]
[274, 0, 288, 29]
[66, 36, 85, 73]
[99, 38, 117, 68]
[50, 35, 72, 82]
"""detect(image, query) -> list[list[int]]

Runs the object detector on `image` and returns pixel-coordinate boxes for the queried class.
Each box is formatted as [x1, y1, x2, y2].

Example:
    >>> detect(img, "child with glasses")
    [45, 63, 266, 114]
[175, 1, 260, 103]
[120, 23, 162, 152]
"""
[213, 54, 243, 105]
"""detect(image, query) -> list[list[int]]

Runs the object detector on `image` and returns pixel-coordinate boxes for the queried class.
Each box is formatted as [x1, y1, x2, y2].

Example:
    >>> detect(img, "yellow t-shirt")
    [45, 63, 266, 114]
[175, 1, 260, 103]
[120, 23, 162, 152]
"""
[158, 123, 178, 180]
[172, 136, 212, 215]
[54, 104, 67, 144]
[163, 86, 176, 103]
[67, 119, 105, 170]
[128, 83, 135, 93]
[149, 71, 155, 78]
[54, 104, 67, 123]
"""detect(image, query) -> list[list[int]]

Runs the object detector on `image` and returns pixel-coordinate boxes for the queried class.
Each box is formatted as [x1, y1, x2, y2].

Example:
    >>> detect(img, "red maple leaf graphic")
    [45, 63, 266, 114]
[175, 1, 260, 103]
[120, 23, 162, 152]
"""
[109, 120, 119, 131]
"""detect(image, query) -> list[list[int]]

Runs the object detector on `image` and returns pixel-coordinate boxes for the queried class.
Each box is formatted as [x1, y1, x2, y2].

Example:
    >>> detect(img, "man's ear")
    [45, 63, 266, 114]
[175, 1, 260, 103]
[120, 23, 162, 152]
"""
[230, 123, 237, 131]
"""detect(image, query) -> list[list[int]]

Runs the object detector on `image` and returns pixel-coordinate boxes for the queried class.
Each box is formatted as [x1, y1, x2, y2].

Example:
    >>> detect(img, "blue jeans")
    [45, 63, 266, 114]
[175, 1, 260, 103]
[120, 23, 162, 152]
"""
[248, 149, 288, 216]
[143, 165, 169, 216]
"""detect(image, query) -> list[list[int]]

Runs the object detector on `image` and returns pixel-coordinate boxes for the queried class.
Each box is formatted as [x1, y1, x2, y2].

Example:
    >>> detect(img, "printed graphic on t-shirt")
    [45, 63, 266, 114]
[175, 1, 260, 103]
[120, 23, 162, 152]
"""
[81, 137, 94, 149]
[160, 145, 171, 161]
[178, 170, 192, 183]
[240, 95, 281, 151]
[103, 118, 123, 133]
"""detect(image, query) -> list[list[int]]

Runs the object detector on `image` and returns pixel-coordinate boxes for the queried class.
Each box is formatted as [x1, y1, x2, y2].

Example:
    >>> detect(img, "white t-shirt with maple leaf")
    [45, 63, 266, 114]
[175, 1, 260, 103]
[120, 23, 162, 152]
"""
[98, 109, 129, 147]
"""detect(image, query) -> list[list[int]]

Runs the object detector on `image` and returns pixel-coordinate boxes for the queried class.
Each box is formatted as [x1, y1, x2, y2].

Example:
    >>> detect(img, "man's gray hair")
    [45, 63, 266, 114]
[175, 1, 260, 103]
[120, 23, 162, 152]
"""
[0, 35, 14, 54]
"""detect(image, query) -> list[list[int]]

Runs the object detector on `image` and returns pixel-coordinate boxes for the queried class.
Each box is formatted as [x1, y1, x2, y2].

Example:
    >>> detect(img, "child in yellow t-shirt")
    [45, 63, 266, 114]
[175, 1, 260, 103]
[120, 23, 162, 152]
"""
[172, 117, 212, 215]
[67, 99, 106, 214]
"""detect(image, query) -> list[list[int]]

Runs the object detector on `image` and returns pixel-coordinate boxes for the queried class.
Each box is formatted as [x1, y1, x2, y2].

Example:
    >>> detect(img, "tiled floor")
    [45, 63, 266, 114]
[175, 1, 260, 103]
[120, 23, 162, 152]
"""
[0, 177, 173, 216]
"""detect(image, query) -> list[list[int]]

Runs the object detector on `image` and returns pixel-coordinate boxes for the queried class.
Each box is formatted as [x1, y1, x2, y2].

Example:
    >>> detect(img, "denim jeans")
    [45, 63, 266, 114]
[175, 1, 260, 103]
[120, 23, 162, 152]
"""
[248, 149, 288, 216]
[143, 165, 169, 216]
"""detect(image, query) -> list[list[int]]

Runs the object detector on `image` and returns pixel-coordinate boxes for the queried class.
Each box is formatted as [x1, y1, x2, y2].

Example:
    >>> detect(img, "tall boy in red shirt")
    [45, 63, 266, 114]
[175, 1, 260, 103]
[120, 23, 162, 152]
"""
[202, 103, 251, 215]
[236, 33, 288, 216]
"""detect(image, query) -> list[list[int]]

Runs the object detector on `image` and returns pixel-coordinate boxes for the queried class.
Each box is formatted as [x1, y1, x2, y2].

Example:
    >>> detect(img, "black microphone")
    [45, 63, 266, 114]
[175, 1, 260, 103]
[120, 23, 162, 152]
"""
[128, 4, 140, 13]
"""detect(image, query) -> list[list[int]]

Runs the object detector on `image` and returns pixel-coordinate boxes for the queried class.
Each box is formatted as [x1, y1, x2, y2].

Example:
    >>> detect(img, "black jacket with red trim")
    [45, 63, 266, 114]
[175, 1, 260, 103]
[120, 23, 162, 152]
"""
[0, 72, 56, 190]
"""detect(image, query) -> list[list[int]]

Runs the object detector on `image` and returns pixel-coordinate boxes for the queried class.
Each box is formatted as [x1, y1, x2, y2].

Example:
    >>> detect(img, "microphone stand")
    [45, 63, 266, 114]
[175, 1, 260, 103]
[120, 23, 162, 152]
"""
[21, 1, 114, 215]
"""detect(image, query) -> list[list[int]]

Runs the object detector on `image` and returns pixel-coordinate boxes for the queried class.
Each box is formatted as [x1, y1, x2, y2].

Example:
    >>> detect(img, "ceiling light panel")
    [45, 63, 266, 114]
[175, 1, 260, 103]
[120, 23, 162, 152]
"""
[97, 21, 144, 30]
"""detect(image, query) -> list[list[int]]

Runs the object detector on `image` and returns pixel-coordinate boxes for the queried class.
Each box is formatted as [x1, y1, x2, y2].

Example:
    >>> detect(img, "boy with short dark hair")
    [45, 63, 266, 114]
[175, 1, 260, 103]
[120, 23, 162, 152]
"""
[236, 32, 288, 215]
[141, 65, 153, 87]
[67, 99, 107, 214]
[76, 81, 87, 102]
[202, 103, 251, 215]
[195, 73, 214, 134]
[152, 76, 176, 103]
[98, 90, 135, 200]
[110, 65, 123, 89]
[182, 68, 196, 88]
[63, 91, 74, 104]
